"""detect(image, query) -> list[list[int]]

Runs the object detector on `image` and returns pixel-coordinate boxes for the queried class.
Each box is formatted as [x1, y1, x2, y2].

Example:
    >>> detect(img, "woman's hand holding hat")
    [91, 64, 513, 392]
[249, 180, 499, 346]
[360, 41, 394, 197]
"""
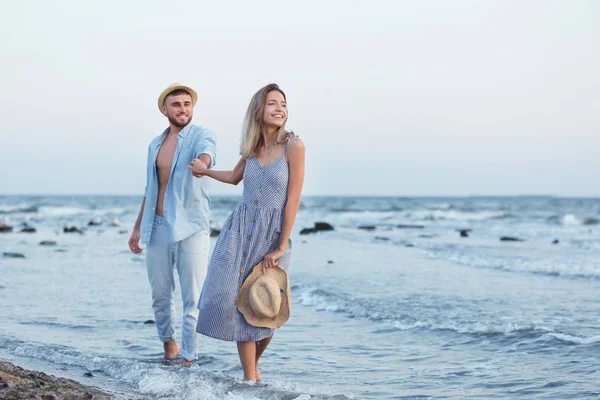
[262, 248, 284, 273]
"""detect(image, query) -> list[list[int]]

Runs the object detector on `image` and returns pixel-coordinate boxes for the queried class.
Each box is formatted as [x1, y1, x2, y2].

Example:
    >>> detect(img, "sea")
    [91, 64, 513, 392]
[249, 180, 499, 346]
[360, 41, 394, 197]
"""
[0, 195, 599, 399]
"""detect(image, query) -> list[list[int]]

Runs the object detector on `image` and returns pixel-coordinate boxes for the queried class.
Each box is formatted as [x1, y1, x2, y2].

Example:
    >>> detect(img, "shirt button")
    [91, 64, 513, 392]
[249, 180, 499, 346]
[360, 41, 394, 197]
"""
[254, 200, 258, 205]
[231, 317, 235, 322]
[251, 218, 255, 222]
[258, 184, 262, 188]
[234, 300, 237, 305]
[243, 252, 247, 257]
[240, 269, 244, 274]
[247, 235, 251, 240]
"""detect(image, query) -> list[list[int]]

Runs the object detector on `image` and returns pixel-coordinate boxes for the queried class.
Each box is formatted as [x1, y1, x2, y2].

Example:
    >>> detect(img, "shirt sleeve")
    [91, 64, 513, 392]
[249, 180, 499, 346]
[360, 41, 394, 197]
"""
[143, 143, 152, 195]
[196, 129, 217, 169]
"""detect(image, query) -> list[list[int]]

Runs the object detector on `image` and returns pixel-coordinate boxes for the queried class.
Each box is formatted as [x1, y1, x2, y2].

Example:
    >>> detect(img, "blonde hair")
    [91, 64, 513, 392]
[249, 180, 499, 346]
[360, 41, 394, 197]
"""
[240, 83, 291, 158]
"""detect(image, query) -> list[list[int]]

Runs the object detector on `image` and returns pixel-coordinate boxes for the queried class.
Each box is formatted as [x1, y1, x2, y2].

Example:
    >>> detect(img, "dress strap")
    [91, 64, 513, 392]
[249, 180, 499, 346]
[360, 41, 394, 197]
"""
[284, 132, 299, 154]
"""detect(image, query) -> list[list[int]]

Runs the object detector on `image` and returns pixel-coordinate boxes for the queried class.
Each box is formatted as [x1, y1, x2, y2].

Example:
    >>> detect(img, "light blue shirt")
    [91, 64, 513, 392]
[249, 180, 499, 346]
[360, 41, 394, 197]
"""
[140, 123, 216, 244]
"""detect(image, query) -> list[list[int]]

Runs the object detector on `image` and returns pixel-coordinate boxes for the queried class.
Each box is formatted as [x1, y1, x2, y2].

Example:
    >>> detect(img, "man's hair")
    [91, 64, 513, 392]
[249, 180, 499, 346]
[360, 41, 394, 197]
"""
[164, 89, 192, 105]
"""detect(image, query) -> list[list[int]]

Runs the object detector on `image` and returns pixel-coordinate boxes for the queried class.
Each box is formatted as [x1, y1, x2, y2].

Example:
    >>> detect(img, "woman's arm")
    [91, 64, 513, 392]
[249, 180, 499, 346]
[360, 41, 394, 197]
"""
[189, 157, 246, 185]
[263, 138, 305, 269]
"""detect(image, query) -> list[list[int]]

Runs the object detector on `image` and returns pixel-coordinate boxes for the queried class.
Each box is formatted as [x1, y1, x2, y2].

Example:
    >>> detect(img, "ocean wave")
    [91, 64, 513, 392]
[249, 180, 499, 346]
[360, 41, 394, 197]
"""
[561, 214, 599, 226]
[0, 204, 39, 214]
[426, 250, 600, 280]
[1, 337, 348, 400]
[544, 333, 600, 345]
[37, 206, 128, 218]
[294, 286, 597, 345]
[409, 210, 509, 222]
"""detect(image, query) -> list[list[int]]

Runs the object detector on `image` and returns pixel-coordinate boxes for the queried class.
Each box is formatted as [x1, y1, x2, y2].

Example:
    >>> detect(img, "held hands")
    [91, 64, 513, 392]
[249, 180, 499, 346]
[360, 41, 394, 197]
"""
[189, 158, 208, 178]
[262, 247, 285, 273]
[128, 229, 142, 254]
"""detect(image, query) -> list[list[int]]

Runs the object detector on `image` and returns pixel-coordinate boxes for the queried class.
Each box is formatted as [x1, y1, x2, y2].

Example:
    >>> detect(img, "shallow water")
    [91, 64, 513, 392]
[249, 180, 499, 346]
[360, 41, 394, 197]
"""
[1, 195, 599, 398]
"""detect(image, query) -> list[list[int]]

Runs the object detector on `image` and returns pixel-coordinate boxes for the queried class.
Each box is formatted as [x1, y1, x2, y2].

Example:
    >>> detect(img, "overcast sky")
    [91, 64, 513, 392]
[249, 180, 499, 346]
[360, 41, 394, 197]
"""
[0, 0, 598, 196]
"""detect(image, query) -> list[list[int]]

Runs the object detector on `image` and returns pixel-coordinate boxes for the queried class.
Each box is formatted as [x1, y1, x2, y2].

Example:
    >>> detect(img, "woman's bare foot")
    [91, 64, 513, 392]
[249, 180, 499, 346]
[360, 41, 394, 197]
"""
[180, 359, 193, 367]
[163, 340, 180, 360]
[255, 367, 262, 382]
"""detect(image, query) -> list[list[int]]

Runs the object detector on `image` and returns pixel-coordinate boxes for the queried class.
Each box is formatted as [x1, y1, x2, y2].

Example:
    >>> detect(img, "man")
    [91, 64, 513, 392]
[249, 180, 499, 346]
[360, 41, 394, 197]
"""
[128, 83, 216, 366]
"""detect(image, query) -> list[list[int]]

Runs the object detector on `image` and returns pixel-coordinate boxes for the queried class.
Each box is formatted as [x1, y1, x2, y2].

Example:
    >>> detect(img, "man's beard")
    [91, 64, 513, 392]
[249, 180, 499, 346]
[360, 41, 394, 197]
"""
[168, 114, 191, 128]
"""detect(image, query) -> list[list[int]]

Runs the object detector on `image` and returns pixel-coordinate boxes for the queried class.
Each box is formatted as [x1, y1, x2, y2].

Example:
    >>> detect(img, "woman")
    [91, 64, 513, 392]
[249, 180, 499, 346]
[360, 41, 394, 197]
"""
[189, 83, 305, 382]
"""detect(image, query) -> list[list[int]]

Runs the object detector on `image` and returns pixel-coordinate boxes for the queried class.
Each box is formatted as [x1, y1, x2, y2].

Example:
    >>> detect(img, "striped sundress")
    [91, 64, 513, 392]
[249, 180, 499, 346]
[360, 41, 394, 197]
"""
[196, 135, 297, 341]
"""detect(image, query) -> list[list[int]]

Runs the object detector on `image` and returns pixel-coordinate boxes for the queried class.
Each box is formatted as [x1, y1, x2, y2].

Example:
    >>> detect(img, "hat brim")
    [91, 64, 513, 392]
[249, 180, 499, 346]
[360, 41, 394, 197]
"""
[237, 262, 291, 329]
[157, 84, 198, 110]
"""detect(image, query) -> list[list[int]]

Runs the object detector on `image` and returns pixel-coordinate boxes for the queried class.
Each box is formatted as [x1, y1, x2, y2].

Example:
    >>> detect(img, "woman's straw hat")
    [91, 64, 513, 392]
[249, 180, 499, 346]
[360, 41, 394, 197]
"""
[157, 83, 198, 110]
[237, 263, 291, 329]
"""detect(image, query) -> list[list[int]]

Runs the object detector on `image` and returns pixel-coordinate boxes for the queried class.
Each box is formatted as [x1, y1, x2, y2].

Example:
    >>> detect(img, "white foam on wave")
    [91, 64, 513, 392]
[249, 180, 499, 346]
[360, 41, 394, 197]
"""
[562, 214, 582, 225]
[430, 250, 600, 280]
[545, 333, 600, 345]
[3, 337, 343, 399]
[37, 206, 128, 217]
[0, 203, 37, 213]
[296, 286, 561, 339]
[411, 209, 507, 222]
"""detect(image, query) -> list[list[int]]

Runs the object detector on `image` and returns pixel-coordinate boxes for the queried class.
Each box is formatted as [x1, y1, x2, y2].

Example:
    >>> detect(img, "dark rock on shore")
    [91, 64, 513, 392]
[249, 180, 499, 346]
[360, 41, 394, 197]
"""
[396, 224, 425, 229]
[3, 252, 25, 258]
[40, 240, 57, 246]
[358, 225, 376, 231]
[88, 218, 102, 226]
[583, 217, 598, 225]
[144, 319, 155, 324]
[83, 372, 94, 377]
[300, 222, 334, 235]
[327, 260, 334, 264]
[0, 361, 109, 399]
[500, 236, 525, 242]
[20, 227, 36, 233]
[64, 226, 83, 234]
[552, 239, 559, 244]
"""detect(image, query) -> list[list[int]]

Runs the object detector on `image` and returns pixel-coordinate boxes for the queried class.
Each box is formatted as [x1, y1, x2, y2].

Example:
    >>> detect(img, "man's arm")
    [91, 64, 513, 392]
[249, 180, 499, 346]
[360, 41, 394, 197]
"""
[128, 198, 145, 254]
[195, 129, 217, 169]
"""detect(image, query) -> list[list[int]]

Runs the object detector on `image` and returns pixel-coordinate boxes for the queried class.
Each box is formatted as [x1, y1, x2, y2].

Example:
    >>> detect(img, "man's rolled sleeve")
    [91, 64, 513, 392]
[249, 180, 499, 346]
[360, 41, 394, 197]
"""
[196, 129, 217, 169]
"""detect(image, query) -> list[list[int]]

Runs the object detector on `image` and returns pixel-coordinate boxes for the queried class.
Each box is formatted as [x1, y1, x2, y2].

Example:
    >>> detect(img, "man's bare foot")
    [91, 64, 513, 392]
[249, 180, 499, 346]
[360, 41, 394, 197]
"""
[163, 340, 180, 360]
[180, 359, 193, 367]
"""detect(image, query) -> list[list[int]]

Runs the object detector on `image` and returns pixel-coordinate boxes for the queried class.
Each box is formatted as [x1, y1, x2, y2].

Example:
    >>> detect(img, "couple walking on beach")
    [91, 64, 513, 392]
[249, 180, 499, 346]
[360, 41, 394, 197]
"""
[127, 83, 305, 382]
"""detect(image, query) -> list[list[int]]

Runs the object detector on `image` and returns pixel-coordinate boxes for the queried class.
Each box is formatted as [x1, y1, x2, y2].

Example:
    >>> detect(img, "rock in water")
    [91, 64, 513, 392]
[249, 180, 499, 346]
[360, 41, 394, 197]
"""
[3, 252, 25, 258]
[110, 218, 120, 227]
[458, 229, 471, 238]
[358, 225, 376, 231]
[40, 240, 57, 246]
[500, 236, 525, 242]
[88, 218, 102, 226]
[63, 226, 83, 234]
[396, 224, 425, 229]
[144, 319, 156, 324]
[0, 224, 13, 233]
[300, 222, 335, 235]
[20, 227, 36, 233]
[314, 222, 334, 231]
